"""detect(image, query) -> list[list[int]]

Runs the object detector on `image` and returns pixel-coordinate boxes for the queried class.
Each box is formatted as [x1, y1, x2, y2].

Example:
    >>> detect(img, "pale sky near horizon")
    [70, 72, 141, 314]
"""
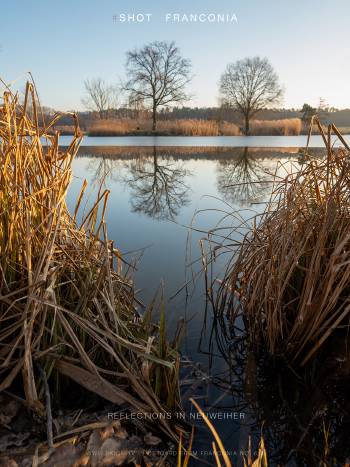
[1, 0, 350, 111]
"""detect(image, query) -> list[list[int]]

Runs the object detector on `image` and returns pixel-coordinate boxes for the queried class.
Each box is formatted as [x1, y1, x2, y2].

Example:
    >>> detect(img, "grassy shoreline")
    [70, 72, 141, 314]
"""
[2, 81, 348, 465]
[53, 126, 350, 137]
[0, 83, 183, 441]
[51, 117, 305, 137]
[210, 117, 350, 366]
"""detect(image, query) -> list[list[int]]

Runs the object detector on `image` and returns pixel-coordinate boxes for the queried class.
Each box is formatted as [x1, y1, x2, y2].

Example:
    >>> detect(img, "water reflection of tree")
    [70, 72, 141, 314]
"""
[84, 155, 123, 187]
[216, 147, 270, 205]
[124, 147, 190, 220]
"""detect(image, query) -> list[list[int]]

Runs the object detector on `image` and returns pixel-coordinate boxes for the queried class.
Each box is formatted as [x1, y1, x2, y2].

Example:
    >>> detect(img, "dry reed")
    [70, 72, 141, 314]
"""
[87, 117, 151, 136]
[87, 117, 302, 137]
[87, 118, 241, 136]
[250, 118, 302, 136]
[176, 399, 268, 466]
[0, 82, 180, 438]
[219, 120, 242, 136]
[213, 117, 350, 365]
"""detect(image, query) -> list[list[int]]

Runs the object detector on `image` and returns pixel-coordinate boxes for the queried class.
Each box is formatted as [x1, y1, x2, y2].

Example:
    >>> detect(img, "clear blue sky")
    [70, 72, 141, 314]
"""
[1, 0, 349, 110]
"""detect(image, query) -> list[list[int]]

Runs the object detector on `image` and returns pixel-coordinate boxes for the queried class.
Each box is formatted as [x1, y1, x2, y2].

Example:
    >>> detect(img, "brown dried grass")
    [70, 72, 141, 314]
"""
[87, 117, 150, 135]
[87, 117, 303, 137]
[0, 82, 180, 438]
[213, 117, 350, 365]
[87, 118, 241, 136]
[250, 118, 302, 136]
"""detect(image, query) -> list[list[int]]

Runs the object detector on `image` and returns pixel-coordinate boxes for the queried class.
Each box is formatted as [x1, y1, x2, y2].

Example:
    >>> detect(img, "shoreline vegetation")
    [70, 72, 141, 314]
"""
[78, 48, 350, 138]
[200, 119, 350, 464]
[1, 79, 348, 465]
[50, 117, 350, 137]
[0, 80, 271, 466]
[210, 117, 350, 366]
[0, 83, 185, 453]
[51, 117, 306, 137]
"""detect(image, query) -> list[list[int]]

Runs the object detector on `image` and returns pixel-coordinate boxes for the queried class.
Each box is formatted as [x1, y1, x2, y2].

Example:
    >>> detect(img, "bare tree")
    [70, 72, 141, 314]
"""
[216, 147, 270, 205]
[219, 57, 283, 135]
[125, 147, 190, 220]
[82, 78, 117, 118]
[124, 41, 192, 131]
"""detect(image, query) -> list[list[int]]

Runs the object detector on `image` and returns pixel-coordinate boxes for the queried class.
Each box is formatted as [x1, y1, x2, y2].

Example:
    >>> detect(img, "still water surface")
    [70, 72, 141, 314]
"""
[58, 133, 350, 148]
[66, 145, 334, 465]
[67, 146, 303, 336]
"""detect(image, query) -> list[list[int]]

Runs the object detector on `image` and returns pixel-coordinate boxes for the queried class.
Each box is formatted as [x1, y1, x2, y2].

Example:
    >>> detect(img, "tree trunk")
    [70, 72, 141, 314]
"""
[244, 114, 250, 135]
[153, 146, 158, 167]
[152, 103, 157, 132]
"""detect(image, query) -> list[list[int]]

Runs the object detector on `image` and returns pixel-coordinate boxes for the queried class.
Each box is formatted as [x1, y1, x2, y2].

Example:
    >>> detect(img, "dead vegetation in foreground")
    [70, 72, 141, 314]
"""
[211, 117, 350, 366]
[0, 81, 182, 448]
[0, 80, 271, 467]
[0, 392, 268, 466]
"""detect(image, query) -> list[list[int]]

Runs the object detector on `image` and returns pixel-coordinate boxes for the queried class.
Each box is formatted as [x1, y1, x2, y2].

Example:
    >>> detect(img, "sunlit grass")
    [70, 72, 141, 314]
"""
[213, 117, 350, 365]
[250, 118, 302, 135]
[0, 81, 181, 439]
[87, 118, 241, 136]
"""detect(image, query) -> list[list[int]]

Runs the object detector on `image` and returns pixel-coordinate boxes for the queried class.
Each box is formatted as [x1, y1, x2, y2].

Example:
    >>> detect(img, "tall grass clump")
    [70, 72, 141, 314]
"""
[87, 118, 241, 136]
[0, 82, 180, 437]
[158, 119, 241, 136]
[250, 118, 302, 136]
[158, 119, 219, 135]
[214, 118, 350, 366]
[219, 120, 242, 136]
[87, 117, 152, 136]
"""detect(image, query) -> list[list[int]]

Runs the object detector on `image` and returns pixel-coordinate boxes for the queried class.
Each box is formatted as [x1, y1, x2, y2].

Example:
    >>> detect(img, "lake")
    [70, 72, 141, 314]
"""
[66, 143, 341, 465]
[58, 133, 350, 148]
[67, 146, 307, 337]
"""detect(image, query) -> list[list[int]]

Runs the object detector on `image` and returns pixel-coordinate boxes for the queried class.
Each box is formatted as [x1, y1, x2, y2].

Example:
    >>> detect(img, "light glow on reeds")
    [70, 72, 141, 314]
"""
[0, 82, 180, 438]
[213, 117, 350, 365]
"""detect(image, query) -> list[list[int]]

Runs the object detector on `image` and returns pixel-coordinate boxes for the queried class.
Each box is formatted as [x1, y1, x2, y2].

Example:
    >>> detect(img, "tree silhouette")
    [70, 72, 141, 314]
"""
[219, 57, 283, 135]
[83, 155, 122, 187]
[82, 78, 118, 119]
[124, 41, 192, 131]
[301, 103, 317, 126]
[124, 147, 190, 220]
[216, 147, 270, 205]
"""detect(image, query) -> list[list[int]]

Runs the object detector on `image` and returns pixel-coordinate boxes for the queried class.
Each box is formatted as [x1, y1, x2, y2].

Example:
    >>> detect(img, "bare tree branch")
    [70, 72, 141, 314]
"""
[219, 57, 283, 135]
[123, 41, 192, 131]
[82, 78, 118, 118]
[125, 148, 190, 220]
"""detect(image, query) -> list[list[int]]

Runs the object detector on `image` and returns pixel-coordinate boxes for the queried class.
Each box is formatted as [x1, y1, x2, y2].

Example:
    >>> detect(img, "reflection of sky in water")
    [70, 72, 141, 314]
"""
[66, 146, 324, 462]
[57, 134, 349, 147]
[67, 146, 310, 313]
[66, 146, 315, 362]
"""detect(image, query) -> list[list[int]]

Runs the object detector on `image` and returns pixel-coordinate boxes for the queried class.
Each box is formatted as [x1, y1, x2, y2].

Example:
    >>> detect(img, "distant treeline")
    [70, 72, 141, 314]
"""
[45, 106, 350, 131]
[157, 107, 301, 123]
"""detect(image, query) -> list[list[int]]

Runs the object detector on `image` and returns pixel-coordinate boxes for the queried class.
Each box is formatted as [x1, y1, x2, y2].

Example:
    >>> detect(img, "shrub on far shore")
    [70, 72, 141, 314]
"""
[219, 121, 242, 136]
[250, 118, 302, 135]
[87, 118, 241, 136]
[87, 118, 151, 136]
[59, 117, 303, 137]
